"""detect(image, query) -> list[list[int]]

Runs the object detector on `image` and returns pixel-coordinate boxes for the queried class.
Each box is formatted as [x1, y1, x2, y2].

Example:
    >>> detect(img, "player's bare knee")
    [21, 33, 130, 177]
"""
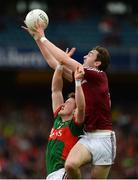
[65, 160, 78, 172]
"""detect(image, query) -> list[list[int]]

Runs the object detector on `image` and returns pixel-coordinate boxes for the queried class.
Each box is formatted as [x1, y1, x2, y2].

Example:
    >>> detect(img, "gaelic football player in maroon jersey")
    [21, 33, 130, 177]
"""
[23, 20, 116, 179]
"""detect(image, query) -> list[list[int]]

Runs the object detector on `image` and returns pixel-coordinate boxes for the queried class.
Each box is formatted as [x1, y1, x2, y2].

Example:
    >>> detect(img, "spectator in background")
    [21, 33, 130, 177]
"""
[98, 16, 122, 47]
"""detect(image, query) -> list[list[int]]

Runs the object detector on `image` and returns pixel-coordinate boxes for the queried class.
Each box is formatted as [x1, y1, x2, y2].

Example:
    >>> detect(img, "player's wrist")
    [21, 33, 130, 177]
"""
[56, 64, 63, 71]
[75, 79, 81, 87]
[39, 36, 47, 43]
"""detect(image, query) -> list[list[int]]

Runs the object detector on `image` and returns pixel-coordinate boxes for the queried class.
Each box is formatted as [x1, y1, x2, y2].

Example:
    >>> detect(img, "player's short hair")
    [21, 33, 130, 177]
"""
[94, 46, 110, 71]
[67, 92, 75, 99]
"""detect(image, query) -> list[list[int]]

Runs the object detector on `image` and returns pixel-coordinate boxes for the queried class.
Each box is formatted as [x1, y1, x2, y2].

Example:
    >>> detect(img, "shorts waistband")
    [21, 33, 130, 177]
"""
[84, 130, 115, 137]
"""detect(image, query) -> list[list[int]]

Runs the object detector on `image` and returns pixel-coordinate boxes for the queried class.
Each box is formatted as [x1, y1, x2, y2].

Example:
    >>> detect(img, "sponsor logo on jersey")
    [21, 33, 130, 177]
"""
[49, 128, 63, 139]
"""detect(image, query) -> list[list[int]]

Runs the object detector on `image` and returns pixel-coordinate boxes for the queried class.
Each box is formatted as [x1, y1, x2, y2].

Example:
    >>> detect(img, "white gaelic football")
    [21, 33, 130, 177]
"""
[25, 9, 49, 30]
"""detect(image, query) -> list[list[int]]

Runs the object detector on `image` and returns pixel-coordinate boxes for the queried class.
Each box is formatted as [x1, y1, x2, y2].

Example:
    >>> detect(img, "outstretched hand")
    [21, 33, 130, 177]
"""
[65, 47, 76, 57]
[21, 19, 45, 40]
[74, 66, 84, 80]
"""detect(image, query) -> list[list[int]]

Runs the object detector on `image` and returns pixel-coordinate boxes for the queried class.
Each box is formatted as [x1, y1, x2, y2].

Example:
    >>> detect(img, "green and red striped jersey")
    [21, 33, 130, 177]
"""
[46, 107, 83, 175]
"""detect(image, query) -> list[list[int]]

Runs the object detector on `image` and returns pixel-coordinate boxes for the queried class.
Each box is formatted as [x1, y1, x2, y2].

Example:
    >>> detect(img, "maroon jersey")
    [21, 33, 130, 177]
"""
[82, 67, 112, 131]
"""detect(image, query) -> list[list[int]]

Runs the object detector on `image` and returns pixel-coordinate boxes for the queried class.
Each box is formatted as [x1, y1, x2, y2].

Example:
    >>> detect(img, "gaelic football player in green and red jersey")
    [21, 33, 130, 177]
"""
[46, 64, 85, 179]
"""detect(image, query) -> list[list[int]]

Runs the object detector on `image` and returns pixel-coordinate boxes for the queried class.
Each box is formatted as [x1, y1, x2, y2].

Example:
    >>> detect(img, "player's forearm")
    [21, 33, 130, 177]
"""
[63, 71, 73, 82]
[36, 37, 80, 71]
[36, 40, 73, 81]
[52, 65, 63, 92]
[63, 66, 73, 82]
[75, 80, 85, 123]
[36, 40, 57, 69]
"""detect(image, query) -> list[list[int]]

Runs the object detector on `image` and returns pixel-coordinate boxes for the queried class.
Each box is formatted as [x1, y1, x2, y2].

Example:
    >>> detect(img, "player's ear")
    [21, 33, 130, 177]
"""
[95, 60, 101, 68]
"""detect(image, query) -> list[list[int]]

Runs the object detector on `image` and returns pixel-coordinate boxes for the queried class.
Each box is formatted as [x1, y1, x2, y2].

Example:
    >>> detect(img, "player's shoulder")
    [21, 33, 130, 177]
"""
[84, 66, 103, 73]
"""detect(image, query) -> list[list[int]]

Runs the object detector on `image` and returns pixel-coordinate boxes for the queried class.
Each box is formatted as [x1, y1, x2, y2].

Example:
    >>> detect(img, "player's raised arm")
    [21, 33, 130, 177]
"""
[37, 36, 80, 72]
[22, 25, 74, 82]
[51, 64, 64, 112]
[74, 67, 85, 124]
[23, 19, 82, 72]
[35, 39, 74, 82]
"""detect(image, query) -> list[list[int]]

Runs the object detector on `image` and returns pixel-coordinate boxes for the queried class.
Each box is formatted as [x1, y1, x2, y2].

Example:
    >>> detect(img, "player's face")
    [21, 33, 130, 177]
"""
[59, 98, 76, 116]
[83, 49, 100, 68]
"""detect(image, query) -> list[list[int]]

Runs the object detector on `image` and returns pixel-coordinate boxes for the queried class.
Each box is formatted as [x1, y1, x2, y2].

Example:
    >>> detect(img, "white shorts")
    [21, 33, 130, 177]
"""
[46, 168, 67, 180]
[78, 131, 116, 165]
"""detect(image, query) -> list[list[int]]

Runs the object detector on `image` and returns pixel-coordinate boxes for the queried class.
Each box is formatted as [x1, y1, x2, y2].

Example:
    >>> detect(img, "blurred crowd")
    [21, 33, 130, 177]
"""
[0, 99, 138, 178]
[111, 104, 138, 178]
[0, 100, 51, 178]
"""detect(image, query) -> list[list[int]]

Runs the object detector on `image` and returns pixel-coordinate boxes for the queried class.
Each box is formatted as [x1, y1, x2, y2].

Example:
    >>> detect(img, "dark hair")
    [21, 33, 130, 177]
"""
[67, 92, 75, 99]
[94, 46, 110, 71]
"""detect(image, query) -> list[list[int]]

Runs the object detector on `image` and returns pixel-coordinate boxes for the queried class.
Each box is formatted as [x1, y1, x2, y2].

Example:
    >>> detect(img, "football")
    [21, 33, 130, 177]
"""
[25, 9, 49, 30]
